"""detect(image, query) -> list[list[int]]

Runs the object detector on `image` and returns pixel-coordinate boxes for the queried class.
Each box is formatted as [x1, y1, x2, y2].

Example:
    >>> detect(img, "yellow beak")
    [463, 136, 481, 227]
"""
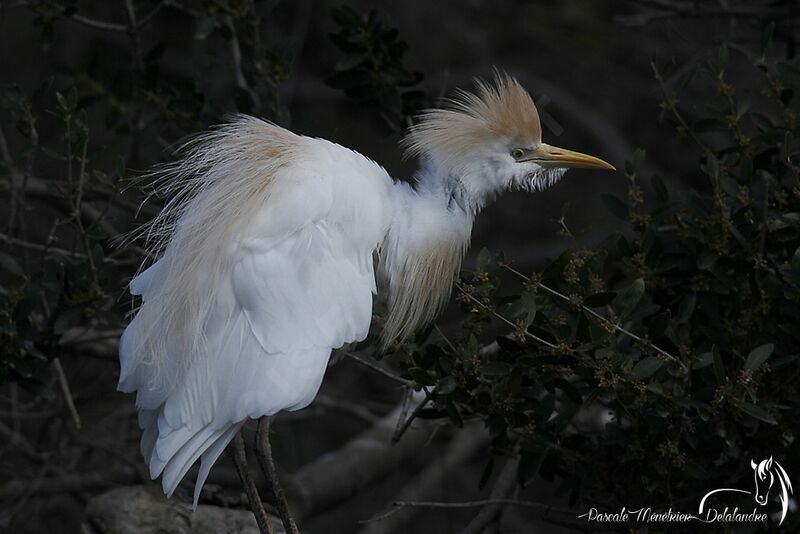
[522, 144, 615, 171]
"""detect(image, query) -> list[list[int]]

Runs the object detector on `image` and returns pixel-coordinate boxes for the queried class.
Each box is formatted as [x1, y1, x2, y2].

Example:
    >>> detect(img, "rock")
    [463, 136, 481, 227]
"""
[83, 486, 283, 534]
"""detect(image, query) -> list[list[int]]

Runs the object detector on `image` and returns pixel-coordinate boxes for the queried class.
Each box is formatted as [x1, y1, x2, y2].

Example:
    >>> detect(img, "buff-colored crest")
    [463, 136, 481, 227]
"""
[403, 72, 542, 167]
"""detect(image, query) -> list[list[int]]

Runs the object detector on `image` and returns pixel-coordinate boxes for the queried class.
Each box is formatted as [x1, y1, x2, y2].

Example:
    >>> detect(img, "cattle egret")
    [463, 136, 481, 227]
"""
[118, 73, 614, 507]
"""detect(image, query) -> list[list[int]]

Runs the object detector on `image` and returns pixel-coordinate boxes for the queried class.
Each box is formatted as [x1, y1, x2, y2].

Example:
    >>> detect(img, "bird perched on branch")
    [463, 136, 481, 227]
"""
[118, 73, 614, 507]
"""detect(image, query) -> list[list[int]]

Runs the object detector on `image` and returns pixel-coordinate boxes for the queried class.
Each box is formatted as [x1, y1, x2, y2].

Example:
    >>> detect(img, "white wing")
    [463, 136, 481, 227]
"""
[118, 119, 393, 506]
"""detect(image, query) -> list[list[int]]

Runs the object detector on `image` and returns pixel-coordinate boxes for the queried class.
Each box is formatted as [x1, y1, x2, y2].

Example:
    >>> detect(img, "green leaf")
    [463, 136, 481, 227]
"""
[629, 357, 664, 380]
[616, 278, 645, 318]
[436, 375, 458, 395]
[648, 310, 671, 339]
[507, 291, 536, 325]
[738, 401, 777, 425]
[554, 379, 582, 404]
[692, 352, 713, 369]
[476, 247, 492, 272]
[696, 251, 717, 270]
[194, 17, 218, 40]
[583, 291, 616, 307]
[518, 443, 551, 486]
[53, 308, 81, 335]
[676, 293, 696, 323]
[601, 194, 629, 220]
[745, 344, 774, 371]
[0, 252, 24, 277]
[480, 361, 512, 378]
[446, 399, 463, 428]
[651, 174, 669, 202]
[478, 457, 494, 489]
[712, 345, 726, 384]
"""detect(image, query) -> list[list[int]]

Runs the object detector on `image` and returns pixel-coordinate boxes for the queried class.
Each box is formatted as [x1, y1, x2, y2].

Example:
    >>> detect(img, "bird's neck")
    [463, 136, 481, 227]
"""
[413, 157, 493, 215]
[378, 160, 475, 346]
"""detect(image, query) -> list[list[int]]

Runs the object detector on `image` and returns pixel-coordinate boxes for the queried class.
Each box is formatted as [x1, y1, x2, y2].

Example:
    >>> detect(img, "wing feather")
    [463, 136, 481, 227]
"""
[119, 143, 388, 505]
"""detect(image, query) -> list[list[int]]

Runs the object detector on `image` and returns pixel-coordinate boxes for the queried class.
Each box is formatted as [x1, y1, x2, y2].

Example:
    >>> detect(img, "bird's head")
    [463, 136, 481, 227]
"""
[403, 73, 614, 209]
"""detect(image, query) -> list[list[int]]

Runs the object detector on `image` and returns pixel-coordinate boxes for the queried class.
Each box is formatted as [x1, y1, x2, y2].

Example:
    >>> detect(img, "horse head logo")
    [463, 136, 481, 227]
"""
[699, 456, 793, 525]
[751, 456, 792, 522]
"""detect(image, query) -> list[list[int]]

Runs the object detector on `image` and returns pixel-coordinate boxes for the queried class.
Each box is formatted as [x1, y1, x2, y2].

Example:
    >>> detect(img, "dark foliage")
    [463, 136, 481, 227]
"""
[326, 5, 425, 128]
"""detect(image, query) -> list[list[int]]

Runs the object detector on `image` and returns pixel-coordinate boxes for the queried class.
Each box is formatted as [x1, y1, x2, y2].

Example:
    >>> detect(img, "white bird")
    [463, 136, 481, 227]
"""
[118, 74, 614, 508]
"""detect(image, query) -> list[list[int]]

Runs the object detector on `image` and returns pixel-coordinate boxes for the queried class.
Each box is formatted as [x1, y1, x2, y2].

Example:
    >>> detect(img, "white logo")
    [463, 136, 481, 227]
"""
[578, 456, 793, 526]
[698, 456, 793, 525]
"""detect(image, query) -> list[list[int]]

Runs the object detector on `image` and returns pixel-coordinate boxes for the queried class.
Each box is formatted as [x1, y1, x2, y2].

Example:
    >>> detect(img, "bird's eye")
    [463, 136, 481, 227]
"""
[511, 148, 526, 160]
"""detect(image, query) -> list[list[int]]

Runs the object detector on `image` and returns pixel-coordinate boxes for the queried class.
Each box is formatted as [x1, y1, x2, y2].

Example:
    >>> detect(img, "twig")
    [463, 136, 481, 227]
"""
[123, 0, 145, 73]
[358, 425, 490, 534]
[227, 15, 261, 110]
[364, 497, 574, 523]
[312, 394, 380, 424]
[1, 461, 51, 526]
[392, 388, 433, 444]
[0, 469, 136, 500]
[70, 1, 169, 33]
[256, 417, 300, 534]
[230, 432, 274, 534]
[135, 1, 165, 29]
[52, 357, 81, 429]
[0, 125, 21, 239]
[392, 387, 413, 441]
[618, 0, 800, 26]
[70, 14, 128, 32]
[0, 232, 131, 265]
[456, 283, 559, 350]
[461, 457, 520, 534]
[500, 263, 688, 371]
[344, 352, 414, 386]
[0, 420, 43, 461]
[434, 324, 458, 353]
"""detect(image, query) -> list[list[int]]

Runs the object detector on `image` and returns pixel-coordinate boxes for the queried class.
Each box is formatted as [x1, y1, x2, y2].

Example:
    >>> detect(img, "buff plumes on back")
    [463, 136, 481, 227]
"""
[123, 115, 301, 385]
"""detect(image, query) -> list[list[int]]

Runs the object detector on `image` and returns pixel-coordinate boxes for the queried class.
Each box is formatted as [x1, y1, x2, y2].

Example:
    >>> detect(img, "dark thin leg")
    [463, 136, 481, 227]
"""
[231, 430, 274, 534]
[256, 416, 300, 534]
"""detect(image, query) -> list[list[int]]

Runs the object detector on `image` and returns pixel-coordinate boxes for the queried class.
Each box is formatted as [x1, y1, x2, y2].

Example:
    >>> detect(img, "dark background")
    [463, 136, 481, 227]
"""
[0, 1, 795, 533]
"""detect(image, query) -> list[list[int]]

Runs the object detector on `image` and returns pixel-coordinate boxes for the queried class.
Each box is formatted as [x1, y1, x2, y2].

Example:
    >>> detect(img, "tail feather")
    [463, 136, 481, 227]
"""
[161, 425, 227, 497]
[193, 424, 242, 508]
[120, 259, 334, 504]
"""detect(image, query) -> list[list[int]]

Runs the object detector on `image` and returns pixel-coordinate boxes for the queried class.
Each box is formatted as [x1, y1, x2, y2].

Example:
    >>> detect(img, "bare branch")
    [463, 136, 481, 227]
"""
[311, 394, 380, 424]
[343, 351, 413, 386]
[456, 282, 559, 350]
[289, 395, 433, 519]
[0, 232, 134, 265]
[123, 0, 145, 73]
[52, 357, 82, 429]
[227, 15, 262, 110]
[70, 14, 127, 32]
[364, 495, 583, 531]
[500, 263, 687, 371]
[461, 457, 520, 534]
[619, 0, 800, 26]
[392, 388, 432, 444]
[359, 426, 489, 534]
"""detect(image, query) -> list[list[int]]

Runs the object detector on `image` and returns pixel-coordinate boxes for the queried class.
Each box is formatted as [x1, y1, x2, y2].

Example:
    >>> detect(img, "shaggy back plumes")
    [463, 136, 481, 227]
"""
[403, 73, 541, 169]
[127, 115, 301, 383]
[378, 193, 472, 347]
[380, 236, 469, 347]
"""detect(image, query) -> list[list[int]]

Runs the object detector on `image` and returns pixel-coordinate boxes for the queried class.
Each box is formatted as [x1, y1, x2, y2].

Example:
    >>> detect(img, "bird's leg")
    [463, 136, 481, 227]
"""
[230, 431, 275, 534]
[256, 416, 301, 534]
